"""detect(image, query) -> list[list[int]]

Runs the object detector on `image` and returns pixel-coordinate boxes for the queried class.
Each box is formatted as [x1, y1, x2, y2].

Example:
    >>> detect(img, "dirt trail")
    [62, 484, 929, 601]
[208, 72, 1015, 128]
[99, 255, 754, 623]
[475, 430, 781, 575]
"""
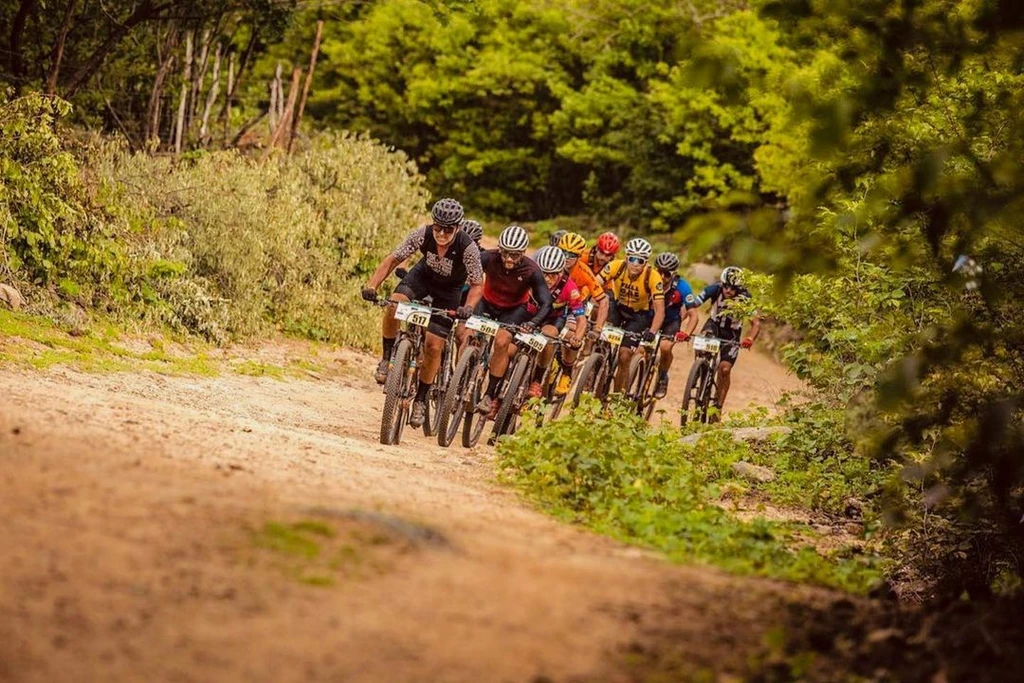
[0, 342, 826, 682]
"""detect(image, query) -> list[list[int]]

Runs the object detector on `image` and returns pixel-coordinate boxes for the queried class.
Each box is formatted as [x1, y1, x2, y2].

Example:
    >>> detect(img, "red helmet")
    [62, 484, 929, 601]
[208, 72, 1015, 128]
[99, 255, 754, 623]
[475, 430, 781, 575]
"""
[596, 232, 620, 255]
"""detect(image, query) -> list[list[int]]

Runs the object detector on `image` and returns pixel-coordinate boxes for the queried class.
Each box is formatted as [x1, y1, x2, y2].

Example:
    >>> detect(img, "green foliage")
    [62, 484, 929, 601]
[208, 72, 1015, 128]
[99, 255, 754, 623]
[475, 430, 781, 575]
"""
[1, 93, 427, 349]
[498, 398, 881, 593]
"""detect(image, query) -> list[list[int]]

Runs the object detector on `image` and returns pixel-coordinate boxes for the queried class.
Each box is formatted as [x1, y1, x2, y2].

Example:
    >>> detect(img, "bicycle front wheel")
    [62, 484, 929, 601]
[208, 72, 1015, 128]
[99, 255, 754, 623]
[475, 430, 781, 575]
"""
[680, 358, 709, 426]
[490, 354, 530, 444]
[438, 346, 477, 448]
[380, 338, 413, 444]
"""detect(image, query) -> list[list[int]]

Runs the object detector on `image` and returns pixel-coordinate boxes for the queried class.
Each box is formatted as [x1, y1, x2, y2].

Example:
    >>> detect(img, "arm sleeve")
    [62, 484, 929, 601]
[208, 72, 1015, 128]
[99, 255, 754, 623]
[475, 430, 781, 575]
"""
[392, 226, 427, 262]
[528, 268, 553, 325]
[679, 279, 699, 308]
[463, 242, 484, 285]
[697, 283, 721, 305]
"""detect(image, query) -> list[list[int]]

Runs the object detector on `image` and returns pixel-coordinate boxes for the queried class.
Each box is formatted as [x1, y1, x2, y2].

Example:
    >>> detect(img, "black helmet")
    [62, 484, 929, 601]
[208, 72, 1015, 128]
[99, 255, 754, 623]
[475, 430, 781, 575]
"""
[431, 198, 464, 227]
[460, 219, 483, 243]
[549, 229, 568, 247]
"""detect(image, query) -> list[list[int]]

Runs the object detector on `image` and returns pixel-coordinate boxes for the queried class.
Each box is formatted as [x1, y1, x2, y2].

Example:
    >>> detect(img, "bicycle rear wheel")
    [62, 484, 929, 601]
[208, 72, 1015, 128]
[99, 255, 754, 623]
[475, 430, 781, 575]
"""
[380, 338, 413, 444]
[424, 336, 455, 437]
[680, 358, 709, 426]
[438, 346, 477, 447]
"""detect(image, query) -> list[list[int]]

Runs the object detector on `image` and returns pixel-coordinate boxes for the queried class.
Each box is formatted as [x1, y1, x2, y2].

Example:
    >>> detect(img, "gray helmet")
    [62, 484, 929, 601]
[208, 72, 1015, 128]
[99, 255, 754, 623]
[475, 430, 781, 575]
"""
[431, 198, 464, 227]
[498, 225, 530, 252]
[654, 252, 679, 272]
[460, 219, 483, 243]
[535, 245, 566, 274]
[549, 229, 568, 247]
[721, 266, 743, 287]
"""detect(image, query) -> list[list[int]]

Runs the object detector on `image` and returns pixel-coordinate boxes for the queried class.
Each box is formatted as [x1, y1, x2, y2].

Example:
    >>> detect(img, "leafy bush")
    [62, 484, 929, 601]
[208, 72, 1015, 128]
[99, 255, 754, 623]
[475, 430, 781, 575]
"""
[497, 398, 881, 593]
[2, 93, 428, 348]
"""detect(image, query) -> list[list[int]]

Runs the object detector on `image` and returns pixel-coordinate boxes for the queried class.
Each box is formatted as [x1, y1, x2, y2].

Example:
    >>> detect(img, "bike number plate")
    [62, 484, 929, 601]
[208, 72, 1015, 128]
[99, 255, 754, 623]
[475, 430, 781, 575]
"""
[584, 300, 594, 317]
[395, 302, 432, 328]
[692, 335, 720, 353]
[465, 315, 500, 336]
[515, 331, 548, 352]
[601, 326, 625, 346]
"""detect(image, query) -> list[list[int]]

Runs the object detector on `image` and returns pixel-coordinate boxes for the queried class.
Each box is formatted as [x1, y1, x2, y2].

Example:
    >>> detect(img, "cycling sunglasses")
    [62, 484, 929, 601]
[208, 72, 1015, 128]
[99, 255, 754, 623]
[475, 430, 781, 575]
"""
[627, 255, 648, 265]
[432, 223, 459, 235]
[499, 248, 525, 261]
[561, 249, 580, 259]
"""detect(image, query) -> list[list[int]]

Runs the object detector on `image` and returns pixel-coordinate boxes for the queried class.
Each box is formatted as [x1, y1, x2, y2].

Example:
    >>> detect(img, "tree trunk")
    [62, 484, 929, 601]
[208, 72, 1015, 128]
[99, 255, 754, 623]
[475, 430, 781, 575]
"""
[268, 62, 282, 135]
[265, 67, 302, 156]
[63, 1, 172, 97]
[44, 0, 77, 96]
[199, 42, 222, 143]
[190, 28, 212, 121]
[173, 31, 194, 154]
[219, 24, 259, 145]
[145, 26, 179, 146]
[8, 0, 38, 91]
[288, 20, 324, 153]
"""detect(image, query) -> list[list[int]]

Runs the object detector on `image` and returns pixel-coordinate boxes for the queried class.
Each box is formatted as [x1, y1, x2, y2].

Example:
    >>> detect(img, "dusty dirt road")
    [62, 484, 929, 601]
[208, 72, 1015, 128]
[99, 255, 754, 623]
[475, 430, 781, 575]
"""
[0, 340, 831, 682]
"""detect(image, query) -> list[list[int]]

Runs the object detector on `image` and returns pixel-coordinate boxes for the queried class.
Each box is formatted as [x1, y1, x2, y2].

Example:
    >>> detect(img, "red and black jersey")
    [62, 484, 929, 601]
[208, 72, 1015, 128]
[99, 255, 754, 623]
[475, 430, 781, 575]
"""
[480, 249, 553, 325]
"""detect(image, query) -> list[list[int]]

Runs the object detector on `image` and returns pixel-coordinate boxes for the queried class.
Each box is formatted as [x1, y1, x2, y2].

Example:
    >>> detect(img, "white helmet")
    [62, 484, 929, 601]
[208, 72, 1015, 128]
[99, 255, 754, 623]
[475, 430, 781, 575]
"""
[498, 225, 530, 252]
[625, 237, 652, 260]
[535, 246, 566, 274]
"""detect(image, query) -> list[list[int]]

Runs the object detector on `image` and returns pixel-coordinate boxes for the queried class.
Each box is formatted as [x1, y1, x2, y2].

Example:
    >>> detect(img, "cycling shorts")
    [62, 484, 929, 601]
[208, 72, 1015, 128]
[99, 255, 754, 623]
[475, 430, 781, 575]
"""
[660, 317, 681, 338]
[476, 299, 532, 326]
[701, 318, 741, 365]
[394, 262, 460, 336]
[609, 299, 652, 349]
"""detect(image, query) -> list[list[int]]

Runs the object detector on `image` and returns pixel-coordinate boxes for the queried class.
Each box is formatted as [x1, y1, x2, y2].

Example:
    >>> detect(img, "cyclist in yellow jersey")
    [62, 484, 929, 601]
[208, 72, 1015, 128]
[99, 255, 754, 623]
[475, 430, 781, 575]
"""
[597, 237, 665, 392]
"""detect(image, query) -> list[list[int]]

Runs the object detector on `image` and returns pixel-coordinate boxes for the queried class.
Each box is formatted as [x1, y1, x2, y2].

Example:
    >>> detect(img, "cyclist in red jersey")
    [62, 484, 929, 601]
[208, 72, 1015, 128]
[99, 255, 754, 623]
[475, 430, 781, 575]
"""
[474, 225, 553, 418]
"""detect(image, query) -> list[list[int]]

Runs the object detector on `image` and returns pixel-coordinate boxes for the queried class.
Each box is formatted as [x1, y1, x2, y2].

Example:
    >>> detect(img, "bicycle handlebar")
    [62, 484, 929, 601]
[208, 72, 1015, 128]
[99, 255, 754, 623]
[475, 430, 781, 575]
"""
[367, 297, 456, 320]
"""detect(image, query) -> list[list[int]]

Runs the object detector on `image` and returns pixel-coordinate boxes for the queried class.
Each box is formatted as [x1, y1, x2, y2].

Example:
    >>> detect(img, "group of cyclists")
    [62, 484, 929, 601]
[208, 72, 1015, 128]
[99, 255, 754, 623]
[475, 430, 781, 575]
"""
[361, 198, 760, 431]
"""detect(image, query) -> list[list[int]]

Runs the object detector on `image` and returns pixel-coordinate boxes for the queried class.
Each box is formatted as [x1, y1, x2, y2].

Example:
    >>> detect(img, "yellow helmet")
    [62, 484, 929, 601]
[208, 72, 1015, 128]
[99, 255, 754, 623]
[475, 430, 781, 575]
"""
[558, 232, 587, 256]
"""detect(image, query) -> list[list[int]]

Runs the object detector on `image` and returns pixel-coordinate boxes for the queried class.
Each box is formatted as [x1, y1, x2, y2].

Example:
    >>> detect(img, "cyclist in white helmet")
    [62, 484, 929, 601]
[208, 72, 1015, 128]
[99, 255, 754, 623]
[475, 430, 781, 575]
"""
[597, 237, 665, 392]
[526, 246, 588, 398]
[474, 225, 554, 419]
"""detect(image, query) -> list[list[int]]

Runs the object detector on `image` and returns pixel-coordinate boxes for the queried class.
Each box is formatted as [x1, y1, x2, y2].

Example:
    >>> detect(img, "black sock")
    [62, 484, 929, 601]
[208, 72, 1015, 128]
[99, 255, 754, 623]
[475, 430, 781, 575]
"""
[382, 337, 395, 361]
[415, 380, 431, 401]
[485, 373, 503, 397]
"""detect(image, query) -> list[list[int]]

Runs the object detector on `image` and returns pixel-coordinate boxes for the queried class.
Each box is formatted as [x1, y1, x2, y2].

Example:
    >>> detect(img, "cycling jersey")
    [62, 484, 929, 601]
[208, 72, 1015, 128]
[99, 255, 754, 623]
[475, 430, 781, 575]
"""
[599, 260, 664, 312]
[393, 226, 483, 288]
[663, 275, 699, 323]
[480, 249, 553, 326]
[528, 275, 586, 322]
[568, 260, 606, 302]
[698, 282, 752, 332]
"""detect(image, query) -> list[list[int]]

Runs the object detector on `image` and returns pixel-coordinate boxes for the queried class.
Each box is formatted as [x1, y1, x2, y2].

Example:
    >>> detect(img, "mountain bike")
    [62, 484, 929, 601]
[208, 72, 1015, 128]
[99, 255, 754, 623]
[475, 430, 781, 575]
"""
[569, 325, 626, 409]
[679, 334, 740, 426]
[371, 298, 453, 445]
[622, 331, 662, 421]
[488, 326, 552, 444]
[435, 314, 502, 448]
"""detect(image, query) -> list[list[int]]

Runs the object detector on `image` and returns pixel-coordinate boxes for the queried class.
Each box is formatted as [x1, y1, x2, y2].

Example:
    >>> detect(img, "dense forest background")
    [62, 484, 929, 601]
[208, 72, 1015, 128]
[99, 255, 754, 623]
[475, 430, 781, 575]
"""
[2, 0, 1022, 602]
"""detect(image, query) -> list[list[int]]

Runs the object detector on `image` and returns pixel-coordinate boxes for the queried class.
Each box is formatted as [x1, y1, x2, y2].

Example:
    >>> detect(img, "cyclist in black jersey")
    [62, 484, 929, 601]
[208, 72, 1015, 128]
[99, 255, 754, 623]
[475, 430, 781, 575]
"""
[361, 198, 483, 427]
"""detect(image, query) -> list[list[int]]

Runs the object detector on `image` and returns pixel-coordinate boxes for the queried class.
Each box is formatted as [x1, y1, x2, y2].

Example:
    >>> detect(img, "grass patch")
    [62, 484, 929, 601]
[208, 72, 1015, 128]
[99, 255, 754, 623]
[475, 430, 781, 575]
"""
[251, 518, 395, 587]
[0, 308, 219, 376]
[497, 398, 883, 593]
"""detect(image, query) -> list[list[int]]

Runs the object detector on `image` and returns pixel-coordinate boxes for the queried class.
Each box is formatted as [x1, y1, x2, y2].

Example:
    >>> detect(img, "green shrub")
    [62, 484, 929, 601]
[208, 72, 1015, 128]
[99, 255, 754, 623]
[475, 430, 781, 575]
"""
[2, 91, 428, 349]
[497, 398, 882, 593]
